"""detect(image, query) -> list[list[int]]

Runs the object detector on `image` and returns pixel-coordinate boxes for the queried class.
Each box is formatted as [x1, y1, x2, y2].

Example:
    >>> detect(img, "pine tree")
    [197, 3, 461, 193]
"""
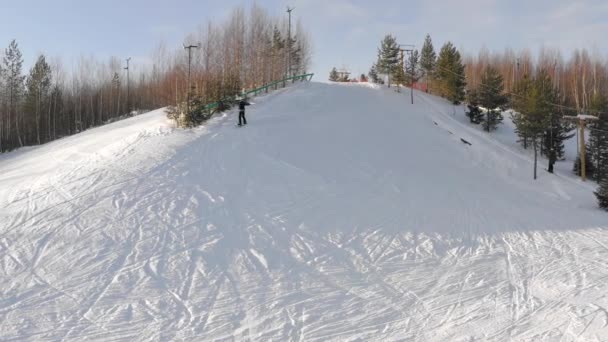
[466, 89, 483, 124]
[368, 64, 381, 84]
[392, 60, 406, 87]
[595, 177, 608, 210]
[587, 92, 608, 182]
[512, 70, 554, 179]
[405, 49, 421, 86]
[376, 34, 399, 87]
[420, 34, 436, 92]
[24, 55, 52, 145]
[329, 67, 340, 82]
[272, 26, 285, 80]
[3, 40, 25, 148]
[478, 66, 507, 132]
[290, 35, 303, 76]
[541, 116, 574, 162]
[435, 42, 466, 104]
[272, 26, 284, 50]
[536, 72, 560, 173]
[511, 75, 533, 149]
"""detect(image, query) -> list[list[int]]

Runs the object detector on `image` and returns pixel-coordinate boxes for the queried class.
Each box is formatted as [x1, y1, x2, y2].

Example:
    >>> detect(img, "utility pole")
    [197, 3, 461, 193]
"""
[124, 57, 131, 114]
[184, 44, 199, 118]
[564, 114, 598, 181]
[286, 7, 294, 78]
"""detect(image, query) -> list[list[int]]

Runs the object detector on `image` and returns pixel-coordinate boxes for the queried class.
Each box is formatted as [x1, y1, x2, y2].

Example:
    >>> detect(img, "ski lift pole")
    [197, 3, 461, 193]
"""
[563, 114, 598, 181]
[398, 44, 415, 103]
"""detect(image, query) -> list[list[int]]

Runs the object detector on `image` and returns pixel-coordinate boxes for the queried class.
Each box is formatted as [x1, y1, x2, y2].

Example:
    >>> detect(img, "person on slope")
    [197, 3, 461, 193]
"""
[238, 97, 251, 126]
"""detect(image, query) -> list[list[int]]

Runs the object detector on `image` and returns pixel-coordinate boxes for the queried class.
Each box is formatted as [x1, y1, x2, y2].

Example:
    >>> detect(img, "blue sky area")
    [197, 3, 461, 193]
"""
[1, 0, 607, 78]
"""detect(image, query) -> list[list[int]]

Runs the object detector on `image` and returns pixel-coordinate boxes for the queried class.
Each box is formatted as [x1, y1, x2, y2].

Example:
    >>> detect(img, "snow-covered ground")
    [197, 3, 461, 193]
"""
[1, 82, 607, 341]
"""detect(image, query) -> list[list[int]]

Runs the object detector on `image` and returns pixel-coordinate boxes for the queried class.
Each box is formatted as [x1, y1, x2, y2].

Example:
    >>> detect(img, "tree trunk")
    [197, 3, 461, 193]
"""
[16, 108, 23, 147]
[486, 112, 490, 132]
[48, 93, 52, 142]
[52, 91, 57, 140]
[36, 89, 41, 145]
[533, 138, 538, 180]
[548, 145, 554, 174]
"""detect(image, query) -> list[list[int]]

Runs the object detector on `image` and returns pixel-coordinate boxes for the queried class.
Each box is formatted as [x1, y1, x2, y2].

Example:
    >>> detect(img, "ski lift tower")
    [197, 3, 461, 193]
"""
[398, 44, 415, 103]
[337, 69, 351, 82]
[563, 114, 598, 181]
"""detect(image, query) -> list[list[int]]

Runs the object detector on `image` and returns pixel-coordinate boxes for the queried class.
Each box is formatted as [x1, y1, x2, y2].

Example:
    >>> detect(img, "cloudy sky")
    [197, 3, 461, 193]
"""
[1, 0, 607, 78]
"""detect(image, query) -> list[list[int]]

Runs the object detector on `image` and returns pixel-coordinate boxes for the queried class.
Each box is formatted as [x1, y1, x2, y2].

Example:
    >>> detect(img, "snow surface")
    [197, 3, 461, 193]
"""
[1, 82, 608, 341]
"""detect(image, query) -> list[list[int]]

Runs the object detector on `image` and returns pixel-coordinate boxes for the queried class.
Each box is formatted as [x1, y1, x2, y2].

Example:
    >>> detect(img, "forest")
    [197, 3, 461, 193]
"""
[0, 4, 311, 153]
[368, 34, 608, 209]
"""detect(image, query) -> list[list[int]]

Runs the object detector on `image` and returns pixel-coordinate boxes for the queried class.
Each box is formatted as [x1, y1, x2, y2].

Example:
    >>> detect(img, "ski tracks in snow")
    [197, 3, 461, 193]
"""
[1, 86, 608, 340]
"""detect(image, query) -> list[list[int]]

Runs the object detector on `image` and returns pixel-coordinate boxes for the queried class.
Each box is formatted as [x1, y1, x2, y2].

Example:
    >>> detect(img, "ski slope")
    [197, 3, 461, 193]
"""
[1, 82, 608, 341]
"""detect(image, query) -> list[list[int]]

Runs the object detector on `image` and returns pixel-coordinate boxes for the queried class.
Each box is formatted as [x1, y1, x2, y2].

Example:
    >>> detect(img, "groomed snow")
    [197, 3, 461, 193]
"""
[1, 82, 607, 341]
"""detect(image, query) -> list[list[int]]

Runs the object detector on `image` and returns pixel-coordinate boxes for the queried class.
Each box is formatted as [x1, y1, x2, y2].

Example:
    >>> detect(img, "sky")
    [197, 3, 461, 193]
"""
[1, 0, 608, 79]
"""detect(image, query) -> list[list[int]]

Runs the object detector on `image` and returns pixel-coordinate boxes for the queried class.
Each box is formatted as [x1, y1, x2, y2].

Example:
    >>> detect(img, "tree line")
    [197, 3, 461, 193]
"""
[367, 34, 608, 211]
[370, 34, 465, 103]
[0, 4, 311, 151]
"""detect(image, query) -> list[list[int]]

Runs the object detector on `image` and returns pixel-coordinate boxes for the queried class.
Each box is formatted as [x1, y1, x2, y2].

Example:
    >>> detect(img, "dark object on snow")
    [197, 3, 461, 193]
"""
[466, 104, 484, 124]
[238, 99, 251, 126]
[460, 138, 472, 146]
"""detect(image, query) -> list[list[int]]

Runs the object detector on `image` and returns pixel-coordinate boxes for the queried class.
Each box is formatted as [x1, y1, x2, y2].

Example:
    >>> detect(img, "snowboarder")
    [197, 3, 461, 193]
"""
[238, 97, 251, 126]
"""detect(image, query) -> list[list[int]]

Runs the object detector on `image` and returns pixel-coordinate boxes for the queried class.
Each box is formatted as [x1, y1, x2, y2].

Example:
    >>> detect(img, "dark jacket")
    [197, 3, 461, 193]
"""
[238, 100, 251, 112]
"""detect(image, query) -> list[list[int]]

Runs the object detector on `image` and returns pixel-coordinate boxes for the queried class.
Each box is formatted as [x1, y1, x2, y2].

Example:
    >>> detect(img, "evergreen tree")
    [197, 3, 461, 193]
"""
[368, 64, 380, 84]
[595, 177, 608, 210]
[466, 89, 483, 124]
[24, 55, 52, 145]
[272, 26, 284, 50]
[392, 60, 406, 87]
[376, 34, 399, 87]
[329, 67, 340, 82]
[541, 115, 574, 163]
[435, 42, 466, 104]
[290, 35, 303, 75]
[360, 74, 368, 82]
[587, 92, 608, 182]
[420, 34, 436, 92]
[272, 26, 285, 79]
[49, 84, 62, 140]
[405, 49, 421, 86]
[478, 66, 507, 132]
[512, 70, 554, 179]
[511, 75, 533, 149]
[3, 40, 26, 147]
[535, 71, 560, 172]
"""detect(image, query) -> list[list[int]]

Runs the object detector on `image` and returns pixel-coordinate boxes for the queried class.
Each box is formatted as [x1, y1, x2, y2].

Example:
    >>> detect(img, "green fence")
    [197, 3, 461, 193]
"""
[202, 73, 314, 112]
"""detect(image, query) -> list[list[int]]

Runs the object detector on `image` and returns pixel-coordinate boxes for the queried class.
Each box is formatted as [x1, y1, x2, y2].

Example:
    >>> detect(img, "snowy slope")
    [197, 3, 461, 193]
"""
[1, 82, 608, 341]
